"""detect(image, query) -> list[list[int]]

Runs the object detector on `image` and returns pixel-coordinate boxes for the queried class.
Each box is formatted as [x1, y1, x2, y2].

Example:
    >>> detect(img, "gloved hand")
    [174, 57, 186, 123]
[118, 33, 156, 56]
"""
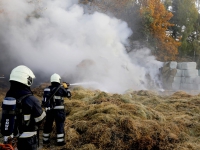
[62, 82, 68, 88]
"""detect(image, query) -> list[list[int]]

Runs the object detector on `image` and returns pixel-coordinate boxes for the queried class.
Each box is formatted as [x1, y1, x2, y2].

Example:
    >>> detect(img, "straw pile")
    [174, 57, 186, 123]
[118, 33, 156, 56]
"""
[31, 86, 200, 150]
[1, 85, 200, 150]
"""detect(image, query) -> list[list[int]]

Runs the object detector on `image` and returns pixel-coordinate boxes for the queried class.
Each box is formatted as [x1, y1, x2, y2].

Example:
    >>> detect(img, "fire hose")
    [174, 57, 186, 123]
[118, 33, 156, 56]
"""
[0, 144, 14, 150]
[0, 137, 17, 150]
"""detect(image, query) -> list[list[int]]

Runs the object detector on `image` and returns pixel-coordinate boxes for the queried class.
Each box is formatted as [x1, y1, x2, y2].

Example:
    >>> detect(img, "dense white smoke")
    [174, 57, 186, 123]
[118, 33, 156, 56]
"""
[0, 0, 163, 93]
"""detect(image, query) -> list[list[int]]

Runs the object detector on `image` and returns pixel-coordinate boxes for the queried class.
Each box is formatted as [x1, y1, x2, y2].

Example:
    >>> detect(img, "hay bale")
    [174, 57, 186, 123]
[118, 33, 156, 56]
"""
[182, 69, 198, 77]
[174, 69, 182, 77]
[171, 77, 182, 83]
[169, 61, 177, 69]
[177, 62, 197, 70]
[182, 77, 195, 84]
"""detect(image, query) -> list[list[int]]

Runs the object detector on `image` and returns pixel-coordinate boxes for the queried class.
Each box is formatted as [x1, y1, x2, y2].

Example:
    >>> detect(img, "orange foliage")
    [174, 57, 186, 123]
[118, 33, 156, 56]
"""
[140, 0, 181, 61]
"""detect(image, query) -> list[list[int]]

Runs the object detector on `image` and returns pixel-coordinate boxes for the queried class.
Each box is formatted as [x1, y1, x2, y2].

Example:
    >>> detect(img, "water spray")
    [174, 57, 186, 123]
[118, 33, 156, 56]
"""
[62, 81, 109, 92]
[69, 81, 99, 86]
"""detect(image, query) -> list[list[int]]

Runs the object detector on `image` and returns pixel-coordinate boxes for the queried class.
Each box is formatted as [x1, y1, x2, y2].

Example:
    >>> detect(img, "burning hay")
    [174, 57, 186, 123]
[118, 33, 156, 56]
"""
[1, 86, 200, 149]
[32, 86, 200, 150]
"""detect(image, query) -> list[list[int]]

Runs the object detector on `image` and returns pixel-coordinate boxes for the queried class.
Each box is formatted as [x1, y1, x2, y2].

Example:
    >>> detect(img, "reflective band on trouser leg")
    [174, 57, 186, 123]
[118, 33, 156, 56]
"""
[54, 96, 63, 100]
[19, 132, 37, 138]
[43, 133, 50, 141]
[54, 106, 64, 109]
[57, 134, 64, 142]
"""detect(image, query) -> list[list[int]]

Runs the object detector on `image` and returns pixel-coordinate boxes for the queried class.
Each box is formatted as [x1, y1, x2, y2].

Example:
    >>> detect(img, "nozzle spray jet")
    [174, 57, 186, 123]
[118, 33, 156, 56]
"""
[69, 81, 99, 86]
[66, 81, 109, 93]
[62, 81, 99, 87]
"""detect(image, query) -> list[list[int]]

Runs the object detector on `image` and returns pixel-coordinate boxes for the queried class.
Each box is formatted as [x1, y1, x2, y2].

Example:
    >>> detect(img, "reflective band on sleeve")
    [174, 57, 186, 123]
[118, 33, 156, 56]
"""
[57, 138, 64, 142]
[57, 134, 64, 138]
[19, 132, 37, 138]
[54, 106, 64, 109]
[3, 100, 16, 105]
[24, 114, 31, 121]
[35, 111, 46, 122]
[44, 88, 50, 91]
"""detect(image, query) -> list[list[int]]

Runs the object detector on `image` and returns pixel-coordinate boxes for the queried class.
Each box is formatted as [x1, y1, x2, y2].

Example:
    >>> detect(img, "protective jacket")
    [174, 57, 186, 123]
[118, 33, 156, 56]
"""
[43, 82, 71, 109]
[43, 82, 71, 146]
[4, 81, 46, 150]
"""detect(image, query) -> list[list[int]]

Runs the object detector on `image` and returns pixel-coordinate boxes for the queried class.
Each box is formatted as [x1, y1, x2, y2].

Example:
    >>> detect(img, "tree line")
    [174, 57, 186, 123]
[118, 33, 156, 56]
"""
[80, 0, 200, 66]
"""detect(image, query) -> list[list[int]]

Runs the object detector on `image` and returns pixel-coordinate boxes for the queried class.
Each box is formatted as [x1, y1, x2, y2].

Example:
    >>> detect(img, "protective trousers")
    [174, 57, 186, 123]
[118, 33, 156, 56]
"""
[17, 135, 38, 150]
[43, 109, 66, 144]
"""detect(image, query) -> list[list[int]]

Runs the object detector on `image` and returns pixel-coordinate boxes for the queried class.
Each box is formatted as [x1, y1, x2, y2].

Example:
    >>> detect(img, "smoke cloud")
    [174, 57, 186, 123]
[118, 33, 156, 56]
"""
[0, 0, 163, 93]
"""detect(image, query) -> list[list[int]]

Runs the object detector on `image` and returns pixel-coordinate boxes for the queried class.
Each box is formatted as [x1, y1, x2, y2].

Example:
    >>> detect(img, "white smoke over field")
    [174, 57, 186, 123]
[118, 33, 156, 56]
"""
[0, 0, 163, 93]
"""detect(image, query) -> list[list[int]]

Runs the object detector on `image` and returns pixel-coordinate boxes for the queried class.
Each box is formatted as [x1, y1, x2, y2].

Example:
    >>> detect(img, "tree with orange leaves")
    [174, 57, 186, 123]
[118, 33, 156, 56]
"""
[140, 0, 181, 61]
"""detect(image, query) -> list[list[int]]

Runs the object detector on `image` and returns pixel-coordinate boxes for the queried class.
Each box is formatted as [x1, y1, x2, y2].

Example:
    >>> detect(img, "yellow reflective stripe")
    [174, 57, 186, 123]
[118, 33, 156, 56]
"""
[35, 111, 46, 122]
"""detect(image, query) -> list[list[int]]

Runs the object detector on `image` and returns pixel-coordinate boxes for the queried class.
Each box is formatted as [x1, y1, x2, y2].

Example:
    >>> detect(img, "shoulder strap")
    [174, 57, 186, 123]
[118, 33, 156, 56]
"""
[17, 94, 32, 103]
[15, 94, 32, 115]
[43, 85, 61, 106]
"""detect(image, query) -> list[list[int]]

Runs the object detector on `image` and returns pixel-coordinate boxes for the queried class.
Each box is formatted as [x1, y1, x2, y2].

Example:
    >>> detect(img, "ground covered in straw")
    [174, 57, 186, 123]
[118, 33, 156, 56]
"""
[1, 85, 200, 150]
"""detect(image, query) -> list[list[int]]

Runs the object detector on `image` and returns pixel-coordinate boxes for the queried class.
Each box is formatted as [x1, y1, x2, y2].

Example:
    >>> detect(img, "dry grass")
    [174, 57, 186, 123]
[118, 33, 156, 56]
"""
[1, 85, 200, 150]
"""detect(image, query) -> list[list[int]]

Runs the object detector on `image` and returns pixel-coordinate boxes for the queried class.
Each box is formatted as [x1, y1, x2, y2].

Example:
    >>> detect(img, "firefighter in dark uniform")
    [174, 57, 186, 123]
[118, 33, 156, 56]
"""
[42, 73, 71, 146]
[1, 65, 46, 150]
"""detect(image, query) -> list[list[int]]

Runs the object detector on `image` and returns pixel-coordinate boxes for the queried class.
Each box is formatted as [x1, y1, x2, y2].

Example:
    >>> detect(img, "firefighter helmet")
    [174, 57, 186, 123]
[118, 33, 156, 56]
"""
[50, 73, 61, 83]
[9, 65, 35, 86]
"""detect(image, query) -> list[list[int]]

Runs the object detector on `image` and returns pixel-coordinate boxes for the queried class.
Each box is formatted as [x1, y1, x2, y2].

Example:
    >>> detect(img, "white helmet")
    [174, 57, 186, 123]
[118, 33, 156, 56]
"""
[50, 73, 61, 83]
[9, 65, 35, 86]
